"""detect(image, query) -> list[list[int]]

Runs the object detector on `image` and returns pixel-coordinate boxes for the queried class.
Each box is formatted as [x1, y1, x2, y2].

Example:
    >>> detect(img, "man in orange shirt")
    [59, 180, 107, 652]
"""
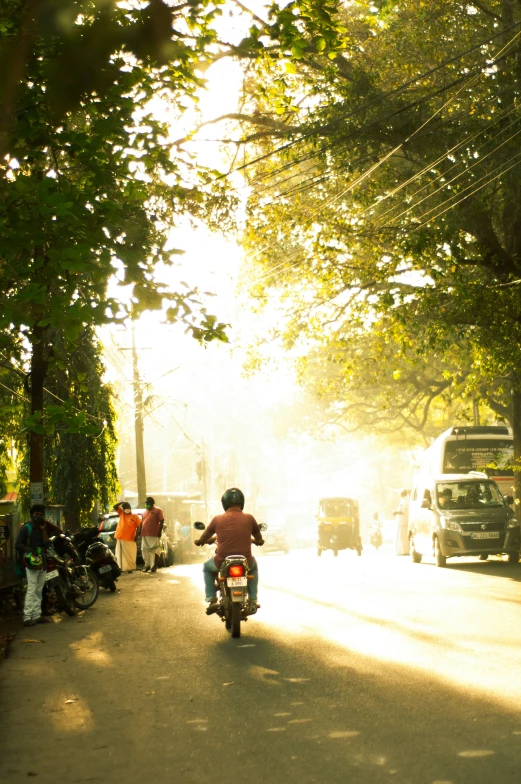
[113, 502, 141, 573]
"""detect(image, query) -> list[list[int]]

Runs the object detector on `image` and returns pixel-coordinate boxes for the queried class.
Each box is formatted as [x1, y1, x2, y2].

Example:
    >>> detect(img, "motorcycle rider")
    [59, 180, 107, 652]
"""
[194, 488, 264, 613]
[369, 512, 383, 547]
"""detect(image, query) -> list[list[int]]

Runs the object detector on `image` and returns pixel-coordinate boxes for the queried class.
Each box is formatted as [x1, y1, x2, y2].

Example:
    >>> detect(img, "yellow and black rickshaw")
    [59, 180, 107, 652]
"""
[317, 497, 362, 557]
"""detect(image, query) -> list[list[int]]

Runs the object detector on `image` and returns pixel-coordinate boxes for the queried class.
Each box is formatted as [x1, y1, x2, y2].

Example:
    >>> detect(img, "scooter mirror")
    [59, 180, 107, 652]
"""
[259, 523, 268, 532]
[193, 521, 205, 531]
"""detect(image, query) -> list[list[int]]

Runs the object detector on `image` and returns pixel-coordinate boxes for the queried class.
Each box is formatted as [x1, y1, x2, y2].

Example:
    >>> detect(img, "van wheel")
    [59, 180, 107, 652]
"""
[479, 554, 489, 561]
[434, 538, 446, 568]
[410, 538, 422, 564]
[507, 551, 520, 564]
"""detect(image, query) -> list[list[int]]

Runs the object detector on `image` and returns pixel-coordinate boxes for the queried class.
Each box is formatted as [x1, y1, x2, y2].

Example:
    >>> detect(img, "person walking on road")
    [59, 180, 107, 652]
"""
[113, 502, 141, 573]
[15, 505, 52, 627]
[140, 496, 164, 574]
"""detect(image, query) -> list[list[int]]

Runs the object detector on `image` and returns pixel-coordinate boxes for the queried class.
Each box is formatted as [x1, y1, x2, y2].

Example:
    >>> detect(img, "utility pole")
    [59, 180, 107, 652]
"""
[202, 439, 209, 524]
[131, 324, 147, 506]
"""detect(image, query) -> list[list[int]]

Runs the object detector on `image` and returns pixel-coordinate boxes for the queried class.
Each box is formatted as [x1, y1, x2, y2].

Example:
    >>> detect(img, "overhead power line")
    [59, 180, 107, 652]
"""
[244, 29, 521, 289]
[214, 18, 521, 184]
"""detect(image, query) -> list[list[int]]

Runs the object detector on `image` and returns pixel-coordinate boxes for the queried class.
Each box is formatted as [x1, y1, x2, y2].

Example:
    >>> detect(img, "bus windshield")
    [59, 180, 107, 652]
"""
[436, 481, 505, 510]
[443, 439, 513, 476]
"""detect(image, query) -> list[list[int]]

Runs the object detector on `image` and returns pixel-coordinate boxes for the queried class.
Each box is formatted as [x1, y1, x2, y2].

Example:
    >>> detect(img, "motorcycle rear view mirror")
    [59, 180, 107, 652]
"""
[193, 521, 205, 531]
[259, 523, 268, 531]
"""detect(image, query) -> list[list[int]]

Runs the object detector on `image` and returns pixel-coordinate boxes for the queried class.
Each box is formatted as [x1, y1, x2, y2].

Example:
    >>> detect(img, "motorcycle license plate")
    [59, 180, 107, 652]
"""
[99, 564, 112, 574]
[227, 577, 247, 587]
[471, 532, 499, 539]
[46, 569, 59, 581]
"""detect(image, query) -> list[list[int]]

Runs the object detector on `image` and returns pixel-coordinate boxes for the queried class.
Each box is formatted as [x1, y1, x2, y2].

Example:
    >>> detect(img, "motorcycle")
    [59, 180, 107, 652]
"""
[193, 521, 267, 639]
[47, 533, 99, 611]
[71, 527, 121, 592]
[369, 525, 383, 551]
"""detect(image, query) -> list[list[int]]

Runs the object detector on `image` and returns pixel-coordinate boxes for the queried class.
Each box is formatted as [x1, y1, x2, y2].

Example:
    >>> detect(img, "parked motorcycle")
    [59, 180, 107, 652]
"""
[193, 521, 267, 639]
[47, 533, 99, 611]
[71, 527, 121, 592]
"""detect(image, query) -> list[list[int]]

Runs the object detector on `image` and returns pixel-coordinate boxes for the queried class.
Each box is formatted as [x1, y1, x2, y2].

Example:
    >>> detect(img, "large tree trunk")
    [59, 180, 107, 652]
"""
[29, 325, 48, 497]
[511, 377, 521, 520]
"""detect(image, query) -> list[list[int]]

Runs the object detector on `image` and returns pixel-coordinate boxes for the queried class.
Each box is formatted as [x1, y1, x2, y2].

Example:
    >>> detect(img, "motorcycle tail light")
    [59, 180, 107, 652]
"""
[232, 591, 243, 596]
[47, 559, 56, 570]
[229, 565, 244, 577]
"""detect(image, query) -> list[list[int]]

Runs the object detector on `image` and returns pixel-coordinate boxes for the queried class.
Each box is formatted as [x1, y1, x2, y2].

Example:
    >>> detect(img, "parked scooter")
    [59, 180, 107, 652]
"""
[47, 533, 99, 610]
[193, 521, 267, 639]
[71, 527, 121, 592]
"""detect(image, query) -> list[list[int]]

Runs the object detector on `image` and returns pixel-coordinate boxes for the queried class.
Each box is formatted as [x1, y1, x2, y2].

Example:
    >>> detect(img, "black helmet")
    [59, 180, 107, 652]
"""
[221, 487, 245, 511]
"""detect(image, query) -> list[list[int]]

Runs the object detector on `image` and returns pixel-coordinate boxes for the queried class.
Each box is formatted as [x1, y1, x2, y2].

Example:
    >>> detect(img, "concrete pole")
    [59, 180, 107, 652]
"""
[132, 324, 147, 506]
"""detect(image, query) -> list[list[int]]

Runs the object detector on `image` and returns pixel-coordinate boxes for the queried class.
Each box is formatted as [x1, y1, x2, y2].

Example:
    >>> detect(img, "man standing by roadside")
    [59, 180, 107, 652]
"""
[114, 502, 141, 573]
[140, 496, 164, 574]
[15, 505, 52, 627]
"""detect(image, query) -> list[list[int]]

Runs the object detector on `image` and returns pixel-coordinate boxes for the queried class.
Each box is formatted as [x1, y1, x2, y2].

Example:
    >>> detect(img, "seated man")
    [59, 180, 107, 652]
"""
[438, 488, 454, 509]
[194, 487, 264, 612]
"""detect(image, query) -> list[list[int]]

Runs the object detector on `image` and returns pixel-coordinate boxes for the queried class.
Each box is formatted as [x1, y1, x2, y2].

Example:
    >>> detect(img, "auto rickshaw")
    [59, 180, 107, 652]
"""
[317, 497, 362, 557]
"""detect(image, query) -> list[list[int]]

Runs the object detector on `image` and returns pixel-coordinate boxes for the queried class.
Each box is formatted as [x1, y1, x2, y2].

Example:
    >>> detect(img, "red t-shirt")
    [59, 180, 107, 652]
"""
[141, 506, 164, 537]
[205, 507, 261, 567]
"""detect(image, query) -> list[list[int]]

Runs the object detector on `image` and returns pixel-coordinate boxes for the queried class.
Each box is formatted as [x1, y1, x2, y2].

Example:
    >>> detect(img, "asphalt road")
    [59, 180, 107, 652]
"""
[1, 546, 521, 784]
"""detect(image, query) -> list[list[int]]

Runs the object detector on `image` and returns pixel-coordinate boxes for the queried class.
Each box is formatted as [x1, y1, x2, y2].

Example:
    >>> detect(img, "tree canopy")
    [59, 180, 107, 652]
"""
[233, 2, 521, 475]
[0, 0, 348, 501]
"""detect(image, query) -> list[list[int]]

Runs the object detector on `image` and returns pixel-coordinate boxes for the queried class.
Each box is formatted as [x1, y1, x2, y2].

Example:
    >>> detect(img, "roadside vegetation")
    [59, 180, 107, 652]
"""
[215, 1, 521, 498]
[0, 0, 345, 519]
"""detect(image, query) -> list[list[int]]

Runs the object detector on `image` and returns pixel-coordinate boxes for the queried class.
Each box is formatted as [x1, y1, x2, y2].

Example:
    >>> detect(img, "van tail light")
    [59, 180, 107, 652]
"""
[229, 565, 244, 577]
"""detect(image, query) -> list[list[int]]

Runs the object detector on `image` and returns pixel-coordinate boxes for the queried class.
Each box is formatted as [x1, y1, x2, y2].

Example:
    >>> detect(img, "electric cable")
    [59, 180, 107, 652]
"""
[212, 19, 521, 183]
[243, 29, 521, 285]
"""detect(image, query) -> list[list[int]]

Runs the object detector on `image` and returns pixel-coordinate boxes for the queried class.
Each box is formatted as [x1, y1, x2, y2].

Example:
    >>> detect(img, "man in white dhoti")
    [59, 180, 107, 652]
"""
[140, 497, 165, 574]
[114, 502, 140, 572]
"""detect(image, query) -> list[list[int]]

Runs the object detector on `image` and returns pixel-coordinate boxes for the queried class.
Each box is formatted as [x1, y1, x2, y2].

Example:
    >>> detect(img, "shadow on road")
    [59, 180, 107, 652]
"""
[213, 627, 521, 784]
[1, 569, 520, 784]
[447, 560, 521, 581]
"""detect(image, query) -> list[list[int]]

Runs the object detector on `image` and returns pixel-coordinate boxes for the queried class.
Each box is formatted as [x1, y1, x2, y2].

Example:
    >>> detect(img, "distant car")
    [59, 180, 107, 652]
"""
[100, 509, 175, 567]
[263, 526, 289, 554]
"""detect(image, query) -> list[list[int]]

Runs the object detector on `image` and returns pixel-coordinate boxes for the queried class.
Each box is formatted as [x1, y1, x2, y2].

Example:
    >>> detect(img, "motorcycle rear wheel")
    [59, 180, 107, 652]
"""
[74, 568, 99, 609]
[55, 578, 76, 616]
[231, 602, 241, 638]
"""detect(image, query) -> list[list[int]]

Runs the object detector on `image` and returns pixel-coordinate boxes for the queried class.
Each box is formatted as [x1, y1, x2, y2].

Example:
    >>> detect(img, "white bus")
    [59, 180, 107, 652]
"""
[416, 425, 514, 497]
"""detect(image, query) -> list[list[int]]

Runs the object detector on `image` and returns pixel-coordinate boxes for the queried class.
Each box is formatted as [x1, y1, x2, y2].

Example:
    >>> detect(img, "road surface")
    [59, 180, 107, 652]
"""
[1, 547, 520, 784]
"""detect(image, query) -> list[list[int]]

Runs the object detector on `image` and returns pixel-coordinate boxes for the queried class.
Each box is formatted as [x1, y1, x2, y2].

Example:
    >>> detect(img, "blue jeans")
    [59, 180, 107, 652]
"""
[203, 557, 258, 601]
